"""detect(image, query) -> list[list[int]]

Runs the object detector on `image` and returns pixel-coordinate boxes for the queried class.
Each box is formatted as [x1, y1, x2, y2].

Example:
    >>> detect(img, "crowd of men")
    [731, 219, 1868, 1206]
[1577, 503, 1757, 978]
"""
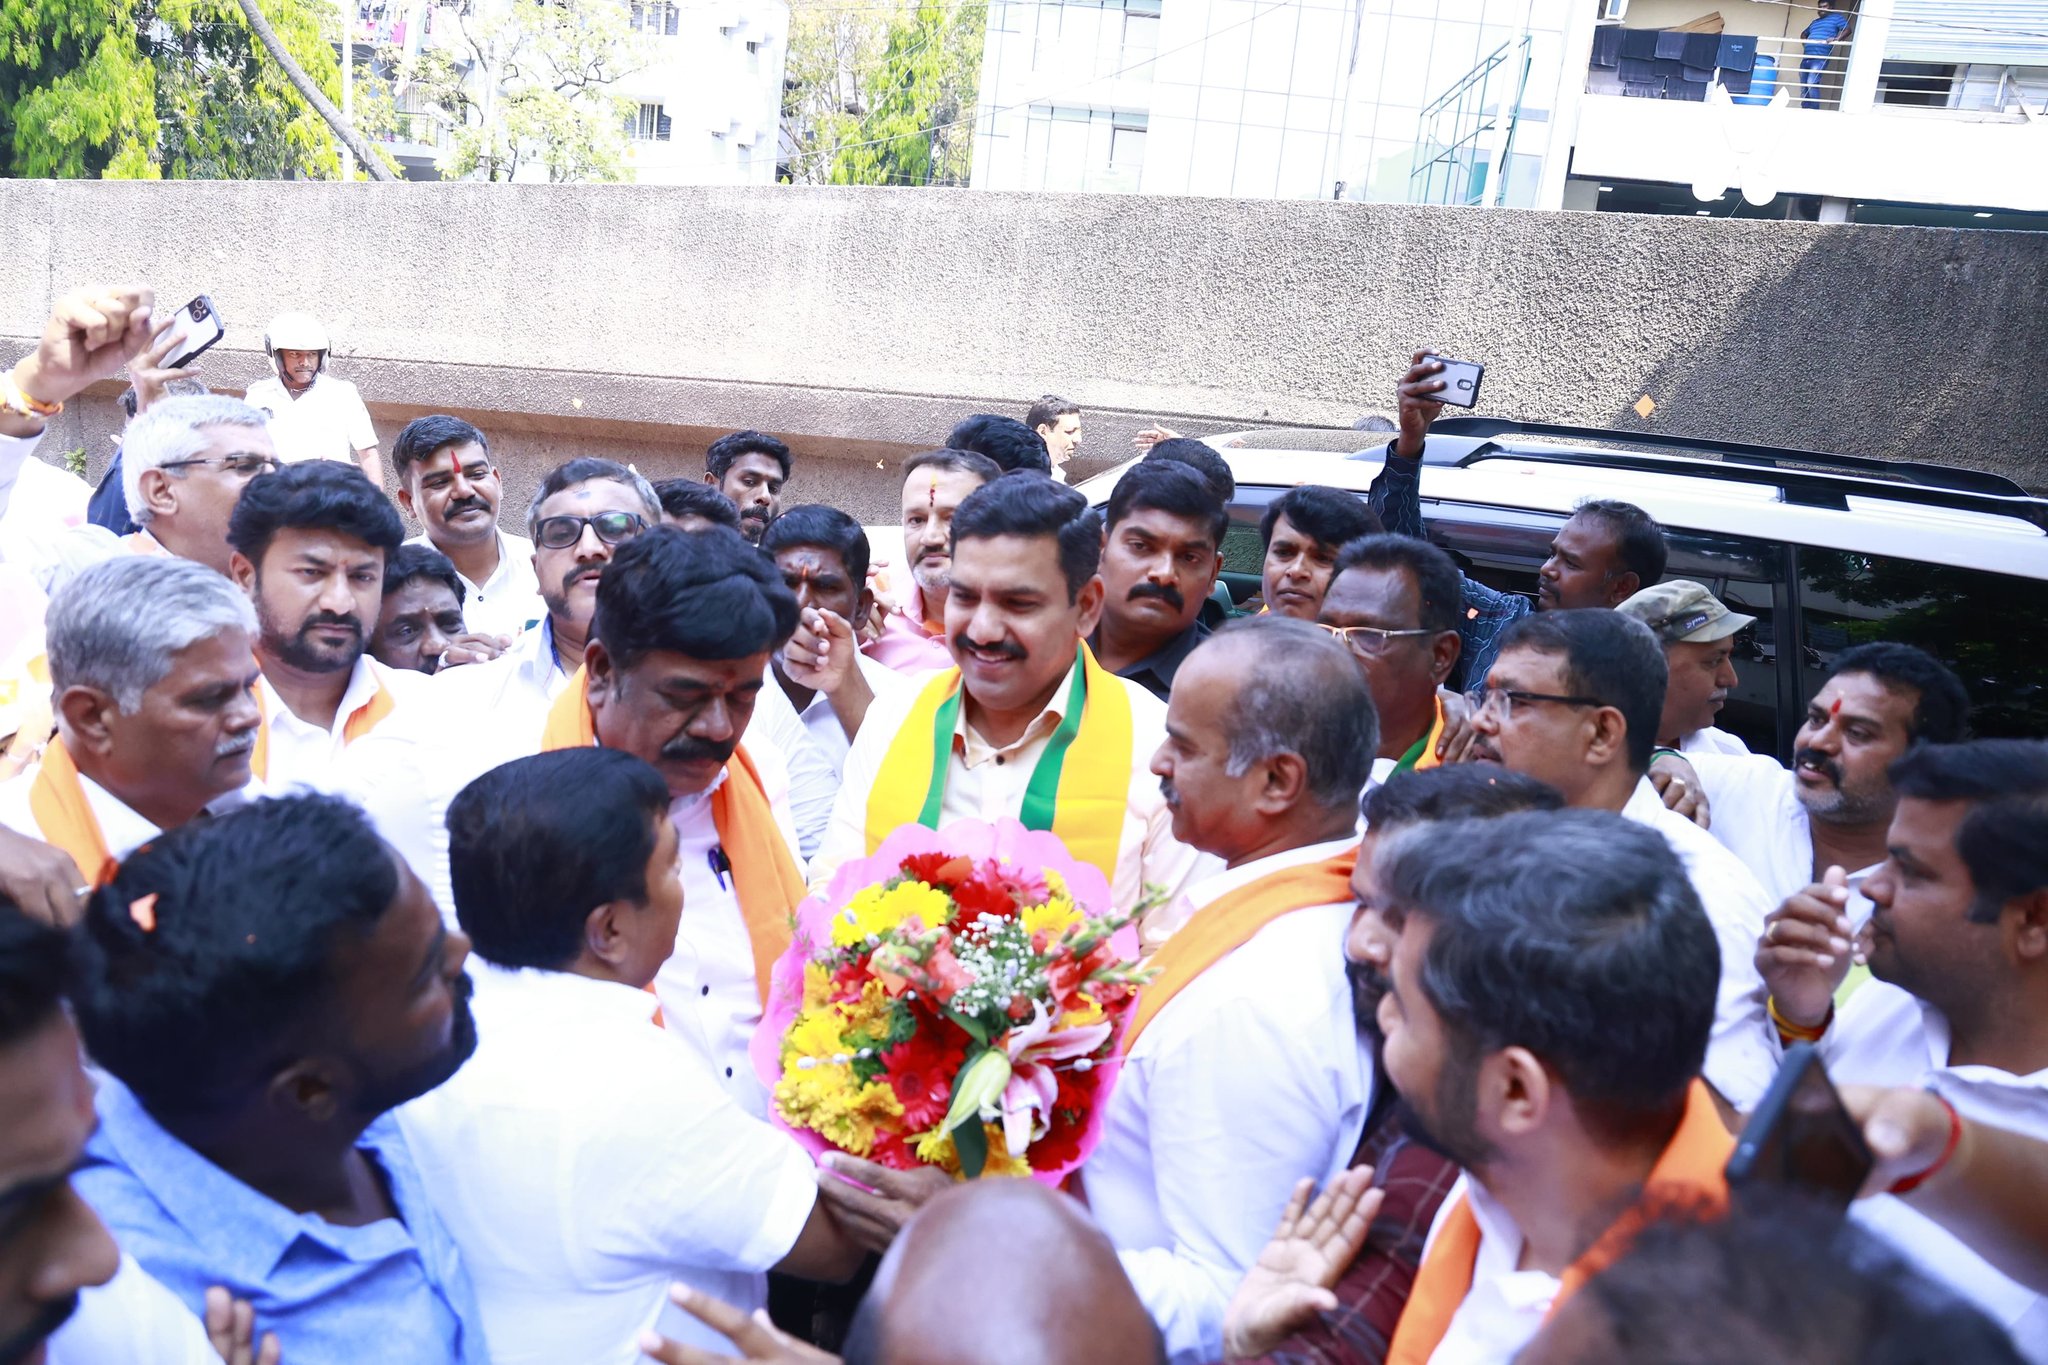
[0, 285, 2044, 1365]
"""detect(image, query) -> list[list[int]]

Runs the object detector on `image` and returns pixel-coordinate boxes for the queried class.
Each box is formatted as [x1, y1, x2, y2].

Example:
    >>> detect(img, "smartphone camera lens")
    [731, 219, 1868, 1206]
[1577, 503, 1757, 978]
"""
[190, 300, 209, 321]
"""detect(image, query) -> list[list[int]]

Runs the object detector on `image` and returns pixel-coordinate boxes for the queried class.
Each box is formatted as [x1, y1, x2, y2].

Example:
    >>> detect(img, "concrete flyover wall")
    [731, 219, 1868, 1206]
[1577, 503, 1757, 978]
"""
[3, 179, 2045, 526]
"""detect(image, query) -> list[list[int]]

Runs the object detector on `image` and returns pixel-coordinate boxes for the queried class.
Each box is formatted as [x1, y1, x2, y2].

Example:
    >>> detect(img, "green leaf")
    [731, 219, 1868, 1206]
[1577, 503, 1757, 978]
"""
[952, 1113, 987, 1180]
[943, 1005, 989, 1047]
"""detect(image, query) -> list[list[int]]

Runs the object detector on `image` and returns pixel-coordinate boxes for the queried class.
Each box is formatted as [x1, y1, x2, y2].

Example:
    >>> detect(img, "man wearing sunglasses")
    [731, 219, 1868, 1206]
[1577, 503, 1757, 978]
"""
[117, 395, 280, 577]
[1464, 608, 1778, 1117]
[1316, 534, 1463, 788]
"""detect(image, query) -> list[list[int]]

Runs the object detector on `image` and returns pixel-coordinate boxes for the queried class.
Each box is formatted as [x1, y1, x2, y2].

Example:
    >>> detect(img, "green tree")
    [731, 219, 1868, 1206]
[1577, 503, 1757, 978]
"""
[397, 0, 640, 183]
[781, 0, 984, 186]
[0, 0, 359, 178]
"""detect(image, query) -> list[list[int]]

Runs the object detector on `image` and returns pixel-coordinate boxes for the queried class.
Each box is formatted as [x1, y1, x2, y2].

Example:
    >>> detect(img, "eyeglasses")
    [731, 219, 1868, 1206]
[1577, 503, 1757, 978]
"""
[1314, 621, 1435, 656]
[160, 454, 279, 478]
[534, 511, 648, 550]
[1475, 687, 1606, 720]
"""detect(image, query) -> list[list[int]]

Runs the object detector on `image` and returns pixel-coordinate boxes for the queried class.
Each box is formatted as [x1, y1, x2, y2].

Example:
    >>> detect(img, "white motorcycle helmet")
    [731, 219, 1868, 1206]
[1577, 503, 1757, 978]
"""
[263, 312, 330, 378]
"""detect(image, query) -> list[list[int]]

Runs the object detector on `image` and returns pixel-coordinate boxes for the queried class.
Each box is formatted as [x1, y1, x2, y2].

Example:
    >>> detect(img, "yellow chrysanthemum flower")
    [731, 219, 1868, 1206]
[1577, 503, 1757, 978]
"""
[829, 880, 956, 948]
[838, 977, 895, 1038]
[1021, 893, 1082, 943]
[783, 1008, 848, 1066]
[1058, 999, 1106, 1032]
[801, 962, 833, 1012]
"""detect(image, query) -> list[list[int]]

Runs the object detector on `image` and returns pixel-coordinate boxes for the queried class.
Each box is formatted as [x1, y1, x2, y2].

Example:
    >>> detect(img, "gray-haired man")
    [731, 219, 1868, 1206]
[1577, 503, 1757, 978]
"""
[0, 556, 263, 887]
[120, 395, 280, 576]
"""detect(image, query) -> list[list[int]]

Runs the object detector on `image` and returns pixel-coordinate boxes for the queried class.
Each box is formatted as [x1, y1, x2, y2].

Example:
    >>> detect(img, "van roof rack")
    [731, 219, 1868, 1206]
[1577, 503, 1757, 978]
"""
[1426, 418, 2047, 532]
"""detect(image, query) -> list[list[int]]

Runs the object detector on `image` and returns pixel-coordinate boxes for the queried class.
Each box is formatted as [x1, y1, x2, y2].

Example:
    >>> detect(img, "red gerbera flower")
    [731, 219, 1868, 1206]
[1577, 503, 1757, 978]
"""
[950, 871, 1017, 921]
[868, 1129, 918, 1171]
[881, 1030, 962, 1132]
[900, 853, 974, 889]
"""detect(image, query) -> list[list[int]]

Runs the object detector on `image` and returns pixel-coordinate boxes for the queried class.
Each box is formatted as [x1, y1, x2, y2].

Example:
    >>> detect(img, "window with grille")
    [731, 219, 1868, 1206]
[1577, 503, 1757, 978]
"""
[628, 103, 673, 140]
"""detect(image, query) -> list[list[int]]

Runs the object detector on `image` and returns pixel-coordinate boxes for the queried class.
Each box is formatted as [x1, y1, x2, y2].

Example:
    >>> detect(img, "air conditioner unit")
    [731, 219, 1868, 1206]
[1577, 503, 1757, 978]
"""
[1600, 0, 1628, 18]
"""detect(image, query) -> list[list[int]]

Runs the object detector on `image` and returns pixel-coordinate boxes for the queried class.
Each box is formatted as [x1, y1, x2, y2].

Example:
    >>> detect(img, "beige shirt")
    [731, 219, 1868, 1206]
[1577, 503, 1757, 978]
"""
[810, 659, 1218, 917]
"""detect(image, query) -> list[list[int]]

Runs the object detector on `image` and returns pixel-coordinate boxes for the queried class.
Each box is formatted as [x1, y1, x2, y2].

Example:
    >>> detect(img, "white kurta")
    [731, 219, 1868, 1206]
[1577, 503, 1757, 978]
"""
[1622, 778, 1778, 1111]
[1082, 837, 1373, 1365]
[397, 968, 818, 1365]
[256, 656, 427, 795]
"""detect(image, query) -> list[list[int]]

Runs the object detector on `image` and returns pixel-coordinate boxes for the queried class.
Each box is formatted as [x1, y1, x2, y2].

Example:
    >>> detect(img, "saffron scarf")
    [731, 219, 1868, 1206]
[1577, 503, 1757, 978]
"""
[540, 667, 800, 1003]
[249, 674, 396, 783]
[1121, 850, 1357, 1056]
[863, 642, 1132, 889]
[1385, 1080, 1734, 1365]
[26, 737, 120, 887]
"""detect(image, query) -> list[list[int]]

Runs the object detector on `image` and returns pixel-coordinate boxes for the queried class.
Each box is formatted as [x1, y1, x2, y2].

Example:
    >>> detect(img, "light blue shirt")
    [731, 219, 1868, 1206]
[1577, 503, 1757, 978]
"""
[76, 1076, 490, 1365]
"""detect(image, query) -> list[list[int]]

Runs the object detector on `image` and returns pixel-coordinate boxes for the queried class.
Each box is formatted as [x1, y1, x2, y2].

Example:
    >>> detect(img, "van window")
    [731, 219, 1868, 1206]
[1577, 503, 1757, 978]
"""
[1797, 550, 2046, 740]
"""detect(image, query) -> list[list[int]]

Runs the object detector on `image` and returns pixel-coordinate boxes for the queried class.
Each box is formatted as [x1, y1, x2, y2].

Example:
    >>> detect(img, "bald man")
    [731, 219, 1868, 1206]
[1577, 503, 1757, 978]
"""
[640, 1182, 1161, 1365]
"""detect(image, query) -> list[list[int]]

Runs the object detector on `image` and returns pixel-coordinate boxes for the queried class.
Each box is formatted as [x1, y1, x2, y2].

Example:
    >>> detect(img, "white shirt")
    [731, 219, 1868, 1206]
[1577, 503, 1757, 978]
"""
[333, 627, 803, 1114]
[812, 662, 1218, 916]
[1680, 725, 1751, 757]
[1422, 1176, 1559, 1365]
[1083, 838, 1373, 1365]
[653, 770, 803, 1118]
[0, 764, 263, 862]
[1817, 982, 2048, 1360]
[245, 373, 377, 466]
[750, 655, 907, 860]
[1621, 778, 1779, 1111]
[398, 967, 818, 1365]
[403, 530, 545, 641]
[48, 1254, 219, 1365]
[333, 621, 574, 919]
[1688, 753, 1879, 926]
[256, 656, 427, 794]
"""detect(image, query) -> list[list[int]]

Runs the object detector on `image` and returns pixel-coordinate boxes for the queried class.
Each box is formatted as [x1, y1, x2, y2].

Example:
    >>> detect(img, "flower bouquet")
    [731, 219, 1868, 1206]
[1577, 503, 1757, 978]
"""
[750, 818, 1152, 1183]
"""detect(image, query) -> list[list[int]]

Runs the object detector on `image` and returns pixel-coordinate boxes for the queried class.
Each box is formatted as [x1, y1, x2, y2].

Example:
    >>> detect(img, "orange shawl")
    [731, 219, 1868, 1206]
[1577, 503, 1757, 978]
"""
[539, 666, 800, 1003]
[249, 674, 396, 783]
[1121, 850, 1357, 1056]
[1385, 1080, 1734, 1365]
[26, 737, 120, 888]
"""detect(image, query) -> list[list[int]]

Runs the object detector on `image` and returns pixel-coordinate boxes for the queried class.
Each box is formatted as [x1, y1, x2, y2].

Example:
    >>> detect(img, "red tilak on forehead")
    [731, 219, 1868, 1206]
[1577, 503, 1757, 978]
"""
[1830, 697, 1843, 719]
[928, 479, 938, 508]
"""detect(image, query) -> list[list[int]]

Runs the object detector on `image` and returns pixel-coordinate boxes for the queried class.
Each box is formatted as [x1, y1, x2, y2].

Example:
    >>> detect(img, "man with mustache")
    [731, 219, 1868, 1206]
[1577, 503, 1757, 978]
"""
[702, 430, 791, 544]
[227, 461, 426, 792]
[67, 794, 487, 1365]
[1316, 535, 1464, 787]
[865, 448, 1002, 676]
[1082, 617, 1375, 1364]
[0, 556, 263, 889]
[1088, 461, 1226, 702]
[349, 525, 808, 1118]
[815, 473, 1212, 923]
[392, 414, 542, 643]
[1464, 610, 1780, 1114]
[1221, 764, 1561, 1365]
[1756, 738, 2048, 1355]
[1616, 580, 1755, 757]
[1686, 643, 1969, 910]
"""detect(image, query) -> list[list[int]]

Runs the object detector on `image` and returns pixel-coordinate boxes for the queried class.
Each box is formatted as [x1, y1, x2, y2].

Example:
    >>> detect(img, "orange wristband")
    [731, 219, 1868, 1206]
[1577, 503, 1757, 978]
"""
[1, 373, 61, 419]
[1768, 996, 1830, 1044]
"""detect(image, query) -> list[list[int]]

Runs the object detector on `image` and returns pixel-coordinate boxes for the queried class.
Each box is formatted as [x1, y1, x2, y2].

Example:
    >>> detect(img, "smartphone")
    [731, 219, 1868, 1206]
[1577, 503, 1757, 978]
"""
[1421, 353, 1485, 409]
[1725, 1043, 1873, 1209]
[161, 294, 225, 369]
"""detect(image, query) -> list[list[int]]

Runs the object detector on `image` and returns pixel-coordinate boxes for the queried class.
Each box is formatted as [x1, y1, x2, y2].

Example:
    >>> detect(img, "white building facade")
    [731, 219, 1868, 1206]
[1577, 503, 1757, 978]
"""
[967, 0, 2048, 221]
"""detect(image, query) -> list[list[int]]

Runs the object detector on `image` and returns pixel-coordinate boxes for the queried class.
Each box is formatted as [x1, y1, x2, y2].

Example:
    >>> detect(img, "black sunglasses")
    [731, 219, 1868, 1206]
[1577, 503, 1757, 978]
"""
[534, 511, 648, 550]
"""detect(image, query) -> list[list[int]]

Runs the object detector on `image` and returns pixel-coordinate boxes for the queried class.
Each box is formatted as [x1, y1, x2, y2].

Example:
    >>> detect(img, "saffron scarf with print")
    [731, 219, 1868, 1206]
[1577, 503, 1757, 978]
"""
[864, 642, 1132, 889]
[1121, 849, 1358, 1056]
[540, 666, 799, 1003]
[1385, 1080, 1734, 1365]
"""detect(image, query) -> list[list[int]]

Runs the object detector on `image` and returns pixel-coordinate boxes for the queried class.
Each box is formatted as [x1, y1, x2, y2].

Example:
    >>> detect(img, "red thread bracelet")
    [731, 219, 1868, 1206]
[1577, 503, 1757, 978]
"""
[1887, 1091, 1963, 1196]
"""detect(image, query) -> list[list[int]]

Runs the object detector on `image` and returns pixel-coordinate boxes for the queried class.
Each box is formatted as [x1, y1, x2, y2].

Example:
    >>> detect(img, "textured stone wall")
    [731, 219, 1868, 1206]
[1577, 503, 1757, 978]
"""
[4, 180, 2043, 523]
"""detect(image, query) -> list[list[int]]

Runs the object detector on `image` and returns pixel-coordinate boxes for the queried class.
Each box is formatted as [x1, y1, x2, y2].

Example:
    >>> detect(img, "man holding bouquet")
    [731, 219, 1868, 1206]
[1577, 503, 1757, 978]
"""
[813, 473, 1213, 924]
[1083, 617, 1380, 1364]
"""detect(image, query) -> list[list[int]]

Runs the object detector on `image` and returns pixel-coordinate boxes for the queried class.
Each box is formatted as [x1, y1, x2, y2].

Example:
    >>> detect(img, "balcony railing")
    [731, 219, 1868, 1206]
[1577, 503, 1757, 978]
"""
[1587, 25, 1853, 111]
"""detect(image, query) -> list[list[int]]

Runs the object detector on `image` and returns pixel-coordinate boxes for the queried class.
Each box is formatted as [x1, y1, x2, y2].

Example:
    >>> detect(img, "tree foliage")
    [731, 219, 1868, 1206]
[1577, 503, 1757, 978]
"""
[396, 0, 641, 183]
[0, 0, 347, 178]
[781, 0, 984, 186]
